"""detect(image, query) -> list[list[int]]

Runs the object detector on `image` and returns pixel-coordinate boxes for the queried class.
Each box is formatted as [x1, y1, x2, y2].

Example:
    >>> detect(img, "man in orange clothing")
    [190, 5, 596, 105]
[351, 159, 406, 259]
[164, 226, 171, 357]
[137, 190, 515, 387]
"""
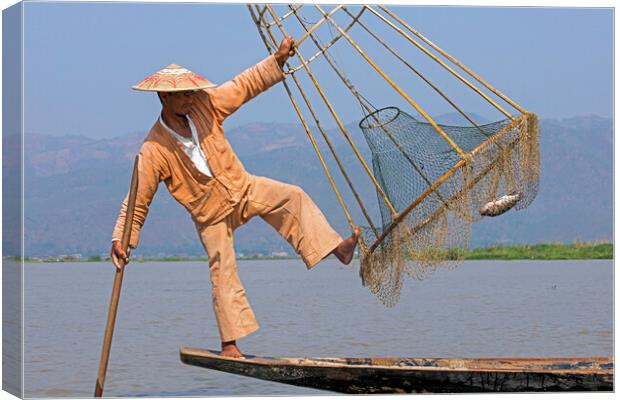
[110, 37, 360, 358]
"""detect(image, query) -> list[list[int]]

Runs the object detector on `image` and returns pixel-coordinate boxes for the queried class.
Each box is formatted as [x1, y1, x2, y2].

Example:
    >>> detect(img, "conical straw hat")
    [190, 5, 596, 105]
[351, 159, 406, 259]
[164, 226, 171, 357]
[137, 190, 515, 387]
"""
[132, 64, 216, 92]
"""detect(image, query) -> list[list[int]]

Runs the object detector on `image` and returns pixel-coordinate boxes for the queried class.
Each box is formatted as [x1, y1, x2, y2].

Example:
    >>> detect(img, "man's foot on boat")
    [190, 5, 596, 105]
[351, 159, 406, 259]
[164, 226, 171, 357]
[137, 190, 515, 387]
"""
[332, 228, 361, 265]
[220, 340, 245, 358]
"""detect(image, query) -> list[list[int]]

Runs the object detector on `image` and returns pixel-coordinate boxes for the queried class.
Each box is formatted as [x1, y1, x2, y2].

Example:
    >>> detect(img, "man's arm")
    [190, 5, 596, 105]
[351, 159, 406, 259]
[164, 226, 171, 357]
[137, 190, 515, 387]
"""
[208, 37, 295, 123]
[110, 144, 163, 268]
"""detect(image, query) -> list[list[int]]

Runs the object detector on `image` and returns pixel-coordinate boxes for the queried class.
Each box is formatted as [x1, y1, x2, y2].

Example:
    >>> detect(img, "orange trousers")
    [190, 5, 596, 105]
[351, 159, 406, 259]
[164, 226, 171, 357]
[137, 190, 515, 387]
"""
[195, 174, 343, 342]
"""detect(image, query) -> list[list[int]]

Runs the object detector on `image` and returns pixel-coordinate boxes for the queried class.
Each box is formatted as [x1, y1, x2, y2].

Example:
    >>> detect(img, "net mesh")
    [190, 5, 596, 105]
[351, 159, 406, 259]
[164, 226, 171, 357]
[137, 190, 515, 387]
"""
[358, 107, 539, 306]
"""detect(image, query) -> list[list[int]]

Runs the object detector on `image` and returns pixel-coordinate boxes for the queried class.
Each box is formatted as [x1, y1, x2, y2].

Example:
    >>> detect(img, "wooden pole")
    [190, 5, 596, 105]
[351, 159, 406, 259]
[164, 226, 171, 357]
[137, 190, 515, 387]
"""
[340, 7, 492, 140]
[377, 5, 528, 115]
[250, 5, 380, 236]
[94, 155, 140, 397]
[367, 5, 516, 120]
[294, 5, 343, 48]
[313, 4, 467, 159]
[287, 7, 364, 75]
[263, 4, 399, 216]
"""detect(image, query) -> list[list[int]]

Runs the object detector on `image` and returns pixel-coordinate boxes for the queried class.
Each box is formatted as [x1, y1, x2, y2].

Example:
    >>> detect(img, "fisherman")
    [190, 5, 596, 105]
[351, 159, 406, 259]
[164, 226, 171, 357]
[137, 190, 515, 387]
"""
[110, 37, 360, 358]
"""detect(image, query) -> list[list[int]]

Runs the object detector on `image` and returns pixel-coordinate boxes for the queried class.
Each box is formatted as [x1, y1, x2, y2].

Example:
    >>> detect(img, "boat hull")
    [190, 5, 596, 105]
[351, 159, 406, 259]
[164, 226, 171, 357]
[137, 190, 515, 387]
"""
[179, 347, 613, 394]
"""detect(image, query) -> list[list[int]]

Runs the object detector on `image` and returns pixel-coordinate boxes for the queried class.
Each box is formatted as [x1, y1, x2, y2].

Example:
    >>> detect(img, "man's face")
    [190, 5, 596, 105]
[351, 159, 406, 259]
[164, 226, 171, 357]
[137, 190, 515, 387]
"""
[159, 90, 197, 116]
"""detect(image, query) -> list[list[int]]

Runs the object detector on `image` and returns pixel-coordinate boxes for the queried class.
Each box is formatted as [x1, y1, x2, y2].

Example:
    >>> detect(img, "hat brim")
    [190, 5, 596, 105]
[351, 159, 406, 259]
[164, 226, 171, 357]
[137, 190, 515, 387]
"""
[132, 83, 217, 92]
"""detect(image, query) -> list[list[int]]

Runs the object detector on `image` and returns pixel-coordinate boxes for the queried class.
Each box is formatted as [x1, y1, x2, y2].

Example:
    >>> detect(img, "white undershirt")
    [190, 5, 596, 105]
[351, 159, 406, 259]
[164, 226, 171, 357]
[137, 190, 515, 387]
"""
[159, 115, 212, 177]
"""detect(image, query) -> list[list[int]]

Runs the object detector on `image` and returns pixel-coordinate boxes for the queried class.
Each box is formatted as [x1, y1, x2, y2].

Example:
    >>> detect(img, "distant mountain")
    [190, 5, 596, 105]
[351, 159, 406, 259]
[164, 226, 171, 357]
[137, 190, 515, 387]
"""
[18, 114, 612, 257]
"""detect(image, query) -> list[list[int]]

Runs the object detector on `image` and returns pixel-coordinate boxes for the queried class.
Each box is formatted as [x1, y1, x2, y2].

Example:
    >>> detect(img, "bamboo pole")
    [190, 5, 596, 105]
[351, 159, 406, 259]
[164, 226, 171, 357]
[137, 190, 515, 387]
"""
[280, 84, 357, 230]
[256, 4, 268, 19]
[248, 5, 355, 231]
[254, 5, 379, 235]
[287, 8, 366, 75]
[249, 5, 380, 236]
[263, 4, 399, 216]
[289, 84, 380, 235]
[290, 6, 375, 112]
[94, 155, 140, 397]
[265, 4, 302, 27]
[340, 7, 492, 140]
[294, 5, 343, 48]
[377, 5, 527, 115]
[291, 4, 498, 205]
[293, 4, 485, 206]
[365, 5, 515, 120]
[292, 4, 501, 212]
[285, 73, 379, 235]
[313, 4, 467, 159]
[267, 6, 380, 235]
[291, 8, 454, 210]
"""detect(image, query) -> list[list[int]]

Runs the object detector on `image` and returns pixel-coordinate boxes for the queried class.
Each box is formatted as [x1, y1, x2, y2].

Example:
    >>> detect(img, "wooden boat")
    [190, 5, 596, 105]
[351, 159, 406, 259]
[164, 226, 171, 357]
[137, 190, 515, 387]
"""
[179, 347, 613, 393]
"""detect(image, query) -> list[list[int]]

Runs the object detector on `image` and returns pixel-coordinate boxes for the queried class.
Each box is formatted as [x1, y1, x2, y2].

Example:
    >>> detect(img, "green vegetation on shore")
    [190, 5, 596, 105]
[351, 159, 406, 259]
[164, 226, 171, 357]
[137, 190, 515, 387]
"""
[14, 241, 613, 263]
[465, 241, 612, 260]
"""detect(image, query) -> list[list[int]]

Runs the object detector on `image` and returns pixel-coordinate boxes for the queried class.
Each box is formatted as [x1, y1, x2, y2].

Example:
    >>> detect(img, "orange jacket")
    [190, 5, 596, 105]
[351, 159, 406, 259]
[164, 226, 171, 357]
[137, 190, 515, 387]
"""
[112, 55, 285, 248]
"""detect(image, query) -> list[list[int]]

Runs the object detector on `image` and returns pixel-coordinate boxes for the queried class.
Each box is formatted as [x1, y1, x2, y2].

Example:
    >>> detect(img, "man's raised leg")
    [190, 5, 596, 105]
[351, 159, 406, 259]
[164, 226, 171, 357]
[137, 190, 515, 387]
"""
[242, 175, 359, 268]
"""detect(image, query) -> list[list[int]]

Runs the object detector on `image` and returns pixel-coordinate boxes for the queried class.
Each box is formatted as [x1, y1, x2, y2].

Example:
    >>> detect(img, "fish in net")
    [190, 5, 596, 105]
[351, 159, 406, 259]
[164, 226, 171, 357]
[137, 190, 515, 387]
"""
[357, 107, 539, 306]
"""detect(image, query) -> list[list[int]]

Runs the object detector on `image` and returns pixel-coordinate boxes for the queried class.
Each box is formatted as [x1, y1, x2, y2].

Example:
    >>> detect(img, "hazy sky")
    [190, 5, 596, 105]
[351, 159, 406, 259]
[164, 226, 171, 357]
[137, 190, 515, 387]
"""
[22, 2, 613, 138]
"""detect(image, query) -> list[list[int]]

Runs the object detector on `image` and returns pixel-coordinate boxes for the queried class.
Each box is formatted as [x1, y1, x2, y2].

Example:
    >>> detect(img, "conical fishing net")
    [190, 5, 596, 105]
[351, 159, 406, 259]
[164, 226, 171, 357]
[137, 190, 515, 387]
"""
[249, 4, 541, 306]
[358, 107, 539, 306]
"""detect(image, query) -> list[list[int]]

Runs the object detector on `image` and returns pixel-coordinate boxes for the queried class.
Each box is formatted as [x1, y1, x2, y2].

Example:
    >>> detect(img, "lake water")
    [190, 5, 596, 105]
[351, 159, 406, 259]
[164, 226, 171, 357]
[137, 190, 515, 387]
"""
[22, 259, 612, 397]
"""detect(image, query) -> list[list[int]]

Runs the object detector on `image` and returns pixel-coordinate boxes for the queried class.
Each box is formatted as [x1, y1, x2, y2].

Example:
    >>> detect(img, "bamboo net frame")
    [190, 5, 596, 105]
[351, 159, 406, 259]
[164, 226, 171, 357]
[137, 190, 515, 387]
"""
[248, 4, 539, 305]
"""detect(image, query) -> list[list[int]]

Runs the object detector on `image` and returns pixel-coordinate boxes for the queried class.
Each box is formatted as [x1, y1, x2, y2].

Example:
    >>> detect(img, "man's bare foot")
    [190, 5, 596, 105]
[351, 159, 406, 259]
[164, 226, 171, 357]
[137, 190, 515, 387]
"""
[220, 340, 244, 358]
[332, 227, 361, 265]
